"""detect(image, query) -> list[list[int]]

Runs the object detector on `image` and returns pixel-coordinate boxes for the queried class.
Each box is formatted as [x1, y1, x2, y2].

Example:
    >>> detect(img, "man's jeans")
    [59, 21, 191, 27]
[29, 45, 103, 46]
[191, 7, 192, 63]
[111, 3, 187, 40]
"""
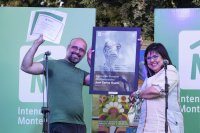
[50, 122, 86, 133]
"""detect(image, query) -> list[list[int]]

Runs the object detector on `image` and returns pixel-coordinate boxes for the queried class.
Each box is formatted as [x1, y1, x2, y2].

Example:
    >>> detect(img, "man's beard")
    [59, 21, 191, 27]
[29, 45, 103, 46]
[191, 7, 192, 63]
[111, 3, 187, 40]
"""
[68, 52, 82, 64]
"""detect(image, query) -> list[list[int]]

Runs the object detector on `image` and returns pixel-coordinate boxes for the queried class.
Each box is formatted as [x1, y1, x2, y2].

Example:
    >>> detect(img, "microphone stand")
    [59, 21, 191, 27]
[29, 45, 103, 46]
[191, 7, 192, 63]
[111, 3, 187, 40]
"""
[42, 55, 50, 133]
[164, 63, 169, 133]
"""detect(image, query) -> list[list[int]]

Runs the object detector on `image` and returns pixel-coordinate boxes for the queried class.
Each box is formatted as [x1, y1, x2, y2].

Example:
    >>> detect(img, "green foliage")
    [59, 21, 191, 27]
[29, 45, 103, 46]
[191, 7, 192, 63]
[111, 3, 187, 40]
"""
[192, 0, 200, 6]
[172, 0, 196, 8]
[80, 0, 153, 40]
[0, 0, 83, 7]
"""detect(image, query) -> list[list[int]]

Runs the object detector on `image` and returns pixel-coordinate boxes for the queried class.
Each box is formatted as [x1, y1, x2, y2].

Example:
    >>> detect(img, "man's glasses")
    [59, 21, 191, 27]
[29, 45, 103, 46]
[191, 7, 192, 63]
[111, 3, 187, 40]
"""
[145, 54, 159, 62]
[70, 45, 86, 54]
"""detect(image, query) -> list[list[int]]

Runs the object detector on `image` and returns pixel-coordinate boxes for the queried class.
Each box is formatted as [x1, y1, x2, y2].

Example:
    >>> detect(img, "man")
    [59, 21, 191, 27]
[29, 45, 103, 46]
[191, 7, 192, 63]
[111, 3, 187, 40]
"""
[98, 41, 121, 71]
[21, 35, 93, 133]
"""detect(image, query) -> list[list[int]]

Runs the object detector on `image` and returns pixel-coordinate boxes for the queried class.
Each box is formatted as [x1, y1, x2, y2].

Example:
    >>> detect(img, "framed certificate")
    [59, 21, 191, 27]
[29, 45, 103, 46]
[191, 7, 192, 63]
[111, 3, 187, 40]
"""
[89, 27, 141, 95]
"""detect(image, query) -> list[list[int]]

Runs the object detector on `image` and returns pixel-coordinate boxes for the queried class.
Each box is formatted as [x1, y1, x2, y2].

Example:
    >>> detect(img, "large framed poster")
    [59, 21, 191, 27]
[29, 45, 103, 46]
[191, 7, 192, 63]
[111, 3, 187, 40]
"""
[89, 27, 141, 95]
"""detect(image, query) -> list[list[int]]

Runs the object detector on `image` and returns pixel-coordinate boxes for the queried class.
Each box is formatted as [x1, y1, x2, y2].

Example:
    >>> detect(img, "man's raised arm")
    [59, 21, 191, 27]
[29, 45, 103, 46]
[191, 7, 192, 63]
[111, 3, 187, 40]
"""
[21, 35, 45, 75]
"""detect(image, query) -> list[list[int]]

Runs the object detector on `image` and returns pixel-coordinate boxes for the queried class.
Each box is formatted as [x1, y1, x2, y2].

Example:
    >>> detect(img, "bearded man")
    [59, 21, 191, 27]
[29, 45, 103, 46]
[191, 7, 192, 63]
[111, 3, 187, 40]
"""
[21, 35, 93, 133]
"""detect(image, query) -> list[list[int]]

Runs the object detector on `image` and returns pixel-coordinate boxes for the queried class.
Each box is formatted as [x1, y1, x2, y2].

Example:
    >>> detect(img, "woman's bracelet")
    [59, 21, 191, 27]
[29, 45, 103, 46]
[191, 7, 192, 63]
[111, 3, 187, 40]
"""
[135, 90, 142, 99]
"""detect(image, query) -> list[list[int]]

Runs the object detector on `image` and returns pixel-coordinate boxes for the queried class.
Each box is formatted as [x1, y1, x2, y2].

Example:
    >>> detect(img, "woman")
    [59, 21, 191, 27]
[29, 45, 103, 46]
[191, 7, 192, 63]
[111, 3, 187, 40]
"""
[131, 43, 184, 133]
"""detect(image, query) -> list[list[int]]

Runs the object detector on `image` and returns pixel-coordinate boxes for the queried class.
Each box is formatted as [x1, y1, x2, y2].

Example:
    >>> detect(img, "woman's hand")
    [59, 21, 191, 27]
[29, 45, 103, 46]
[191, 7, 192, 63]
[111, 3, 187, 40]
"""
[131, 91, 136, 97]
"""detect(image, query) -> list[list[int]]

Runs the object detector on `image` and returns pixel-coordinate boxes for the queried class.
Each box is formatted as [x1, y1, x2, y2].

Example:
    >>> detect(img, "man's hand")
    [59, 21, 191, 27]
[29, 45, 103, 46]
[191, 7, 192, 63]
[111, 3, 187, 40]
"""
[87, 47, 95, 67]
[33, 34, 45, 47]
[21, 34, 45, 74]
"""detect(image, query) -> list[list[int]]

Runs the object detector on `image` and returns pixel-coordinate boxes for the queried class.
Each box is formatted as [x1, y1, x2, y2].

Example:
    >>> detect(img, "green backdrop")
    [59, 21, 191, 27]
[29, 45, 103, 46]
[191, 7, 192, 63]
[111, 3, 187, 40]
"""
[0, 7, 95, 133]
[155, 8, 200, 133]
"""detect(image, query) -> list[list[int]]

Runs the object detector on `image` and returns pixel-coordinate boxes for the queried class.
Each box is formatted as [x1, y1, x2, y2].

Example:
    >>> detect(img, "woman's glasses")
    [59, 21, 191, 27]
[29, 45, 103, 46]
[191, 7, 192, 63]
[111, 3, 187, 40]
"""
[145, 54, 159, 62]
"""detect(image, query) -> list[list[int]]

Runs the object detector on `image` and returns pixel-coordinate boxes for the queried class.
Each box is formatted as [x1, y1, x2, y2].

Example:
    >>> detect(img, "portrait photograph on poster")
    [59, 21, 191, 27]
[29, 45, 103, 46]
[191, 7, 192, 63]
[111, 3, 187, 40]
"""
[89, 27, 141, 95]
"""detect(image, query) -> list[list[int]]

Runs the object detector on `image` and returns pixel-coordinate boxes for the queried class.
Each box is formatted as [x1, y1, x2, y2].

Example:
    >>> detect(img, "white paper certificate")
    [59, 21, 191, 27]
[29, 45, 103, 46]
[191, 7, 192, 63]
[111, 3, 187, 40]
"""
[32, 14, 63, 41]
[26, 9, 67, 44]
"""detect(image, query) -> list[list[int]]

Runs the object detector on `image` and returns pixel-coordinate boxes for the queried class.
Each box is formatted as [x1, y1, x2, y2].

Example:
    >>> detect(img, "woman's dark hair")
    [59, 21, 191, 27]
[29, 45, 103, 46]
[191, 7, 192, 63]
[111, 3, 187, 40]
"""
[144, 43, 172, 78]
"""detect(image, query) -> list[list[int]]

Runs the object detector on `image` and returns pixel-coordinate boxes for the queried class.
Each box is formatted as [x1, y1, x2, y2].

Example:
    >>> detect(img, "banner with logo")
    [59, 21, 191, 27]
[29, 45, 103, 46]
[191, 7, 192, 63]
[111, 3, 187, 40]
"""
[154, 9, 200, 133]
[0, 7, 95, 133]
